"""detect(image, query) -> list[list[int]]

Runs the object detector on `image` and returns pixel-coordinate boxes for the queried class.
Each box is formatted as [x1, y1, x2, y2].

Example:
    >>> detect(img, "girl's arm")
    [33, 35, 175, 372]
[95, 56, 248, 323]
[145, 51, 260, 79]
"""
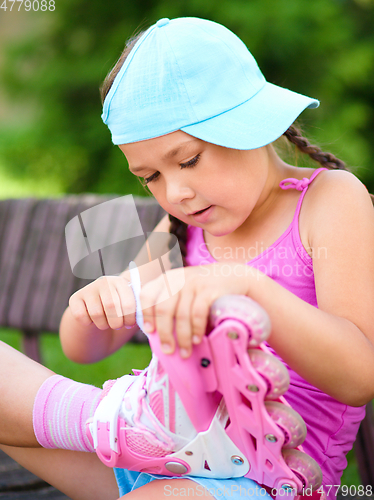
[59, 299, 138, 364]
[59, 212, 171, 364]
[245, 169, 374, 406]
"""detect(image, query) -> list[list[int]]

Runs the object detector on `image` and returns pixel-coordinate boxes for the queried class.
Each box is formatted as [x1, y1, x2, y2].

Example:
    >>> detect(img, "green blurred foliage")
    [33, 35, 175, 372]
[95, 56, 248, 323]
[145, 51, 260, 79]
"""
[1, 0, 374, 194]
[0, 328, 152, 388]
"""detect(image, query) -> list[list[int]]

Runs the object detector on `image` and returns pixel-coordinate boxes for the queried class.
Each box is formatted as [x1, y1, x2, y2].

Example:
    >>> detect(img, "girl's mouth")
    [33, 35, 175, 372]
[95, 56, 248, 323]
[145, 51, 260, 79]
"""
[193, 206, 211, 215]
[191, 205, 214, 222]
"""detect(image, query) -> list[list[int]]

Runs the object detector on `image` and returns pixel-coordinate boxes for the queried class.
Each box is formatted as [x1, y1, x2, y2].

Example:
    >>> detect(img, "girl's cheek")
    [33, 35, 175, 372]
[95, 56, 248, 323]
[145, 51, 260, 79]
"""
[147, 182, 162, 197]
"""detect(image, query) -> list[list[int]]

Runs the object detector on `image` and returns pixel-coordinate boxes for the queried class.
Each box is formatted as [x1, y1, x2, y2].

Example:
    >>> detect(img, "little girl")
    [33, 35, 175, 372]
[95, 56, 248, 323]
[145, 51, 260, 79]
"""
[1, 16, 374, 500]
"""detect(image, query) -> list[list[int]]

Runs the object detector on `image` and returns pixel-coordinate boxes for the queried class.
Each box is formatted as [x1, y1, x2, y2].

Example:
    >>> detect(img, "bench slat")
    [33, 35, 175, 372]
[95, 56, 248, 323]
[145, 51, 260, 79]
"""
[0, 200, 12, 251]
[27, 199, 76, 331]
[45, 196, 98, 333]
[0, 199, 38, 327]
[8, 201, 54, 329]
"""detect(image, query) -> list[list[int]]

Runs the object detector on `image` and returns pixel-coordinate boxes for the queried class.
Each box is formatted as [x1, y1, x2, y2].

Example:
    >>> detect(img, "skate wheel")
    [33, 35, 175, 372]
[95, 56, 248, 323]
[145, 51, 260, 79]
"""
[282, 449, 323, 492]
[247, 350, 290, 399]
[265, 401, 307, 448]
[210, 295, 271, 345]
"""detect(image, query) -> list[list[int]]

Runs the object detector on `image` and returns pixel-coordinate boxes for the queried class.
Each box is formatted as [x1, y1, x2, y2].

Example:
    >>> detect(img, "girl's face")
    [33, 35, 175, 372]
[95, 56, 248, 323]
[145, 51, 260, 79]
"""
[119, 130, 272, 237]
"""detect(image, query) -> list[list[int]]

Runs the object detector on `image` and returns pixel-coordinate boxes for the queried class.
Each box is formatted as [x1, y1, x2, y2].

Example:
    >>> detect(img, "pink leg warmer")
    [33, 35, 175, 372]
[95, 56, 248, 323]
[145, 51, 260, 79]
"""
[32, 374, 102, 452]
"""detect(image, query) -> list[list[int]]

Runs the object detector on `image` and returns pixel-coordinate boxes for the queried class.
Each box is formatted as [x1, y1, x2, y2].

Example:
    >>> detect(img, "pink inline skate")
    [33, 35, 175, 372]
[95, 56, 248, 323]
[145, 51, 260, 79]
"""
[86, 265, 323, 500]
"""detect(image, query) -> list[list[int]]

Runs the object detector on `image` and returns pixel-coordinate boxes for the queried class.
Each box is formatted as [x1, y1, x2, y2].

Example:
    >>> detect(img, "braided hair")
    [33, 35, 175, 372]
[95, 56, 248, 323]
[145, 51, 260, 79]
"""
[100, 37, 348, 269]
[283, 125, 346, 171]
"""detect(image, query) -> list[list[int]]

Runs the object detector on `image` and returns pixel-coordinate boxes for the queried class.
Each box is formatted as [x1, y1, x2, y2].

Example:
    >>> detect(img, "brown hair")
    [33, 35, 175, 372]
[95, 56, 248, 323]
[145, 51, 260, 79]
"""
[101, 34, 348, 268]
[100, 31, 146, 105]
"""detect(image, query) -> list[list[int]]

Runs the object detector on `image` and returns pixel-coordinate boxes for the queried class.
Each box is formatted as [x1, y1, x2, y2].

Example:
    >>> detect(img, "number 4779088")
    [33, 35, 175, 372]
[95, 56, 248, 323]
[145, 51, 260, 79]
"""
[0, 0, 55, 11]
[318, 485, 373, 497]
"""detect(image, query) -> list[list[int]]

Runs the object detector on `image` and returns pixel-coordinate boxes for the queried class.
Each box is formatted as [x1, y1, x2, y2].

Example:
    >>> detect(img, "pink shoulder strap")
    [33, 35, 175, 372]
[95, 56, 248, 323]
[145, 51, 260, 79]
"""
[279, 167, 328, 226]
[279, 167, 328, 192]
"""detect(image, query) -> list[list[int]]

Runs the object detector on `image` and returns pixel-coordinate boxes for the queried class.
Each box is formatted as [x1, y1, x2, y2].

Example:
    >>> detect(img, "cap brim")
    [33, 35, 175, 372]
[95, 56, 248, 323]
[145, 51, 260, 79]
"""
[181, 82, 319, 150]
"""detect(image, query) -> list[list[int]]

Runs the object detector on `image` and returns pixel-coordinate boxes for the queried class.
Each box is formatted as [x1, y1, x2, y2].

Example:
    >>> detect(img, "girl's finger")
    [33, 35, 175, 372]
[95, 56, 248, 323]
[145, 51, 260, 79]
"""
[174, 290, 196, 357]
[69, 296, 93, 327]
[86, 296, 110, 330]
[115, 276, 137, 327]
[191, 291, 213, 344]
[100, 282, 126, 331]
[154, 293, 179, 355]
[140, 277, 169, 333]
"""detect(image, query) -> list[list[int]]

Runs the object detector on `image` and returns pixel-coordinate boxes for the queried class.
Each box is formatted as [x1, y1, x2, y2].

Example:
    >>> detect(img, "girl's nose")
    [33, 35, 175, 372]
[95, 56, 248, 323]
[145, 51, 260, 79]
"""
[166, 180, 194, 205]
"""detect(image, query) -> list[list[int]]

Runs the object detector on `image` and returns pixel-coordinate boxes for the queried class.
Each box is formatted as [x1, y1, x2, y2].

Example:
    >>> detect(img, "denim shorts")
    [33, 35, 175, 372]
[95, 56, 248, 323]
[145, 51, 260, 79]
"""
[114, 468, 272, 499]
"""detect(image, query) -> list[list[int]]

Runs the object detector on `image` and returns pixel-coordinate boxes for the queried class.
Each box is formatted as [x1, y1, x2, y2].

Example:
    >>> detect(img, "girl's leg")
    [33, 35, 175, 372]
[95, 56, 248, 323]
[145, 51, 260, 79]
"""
[0, 341, 119, 499]
[1, 445, 119, 500]
[0, 340, 53, 446]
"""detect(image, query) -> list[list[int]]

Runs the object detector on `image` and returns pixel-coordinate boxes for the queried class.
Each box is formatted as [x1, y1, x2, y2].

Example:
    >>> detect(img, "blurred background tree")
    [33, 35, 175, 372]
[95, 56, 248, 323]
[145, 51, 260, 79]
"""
[0, 0, 374, 196]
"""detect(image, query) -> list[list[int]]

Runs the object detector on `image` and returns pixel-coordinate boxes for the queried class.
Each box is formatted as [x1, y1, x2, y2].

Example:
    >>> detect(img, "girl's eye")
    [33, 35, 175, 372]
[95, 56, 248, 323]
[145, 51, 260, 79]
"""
[143, 171, 160, 185]
[180, 153, 201, 169]
[142, 153, 201, 185]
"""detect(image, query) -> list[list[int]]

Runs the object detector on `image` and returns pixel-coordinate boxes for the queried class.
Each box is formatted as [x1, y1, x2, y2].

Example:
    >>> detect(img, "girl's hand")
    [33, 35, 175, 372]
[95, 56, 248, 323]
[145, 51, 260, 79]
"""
[140, 263, 257, 357]
[68, 275, 137, 331]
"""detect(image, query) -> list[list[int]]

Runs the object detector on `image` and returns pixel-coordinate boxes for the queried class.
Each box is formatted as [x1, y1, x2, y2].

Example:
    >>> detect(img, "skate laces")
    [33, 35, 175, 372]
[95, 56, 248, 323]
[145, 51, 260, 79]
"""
[129, 372, 176, 452]
[124, 261, 175, 450]
[125, 262, 196, 452]
[128, 261, 145, 333]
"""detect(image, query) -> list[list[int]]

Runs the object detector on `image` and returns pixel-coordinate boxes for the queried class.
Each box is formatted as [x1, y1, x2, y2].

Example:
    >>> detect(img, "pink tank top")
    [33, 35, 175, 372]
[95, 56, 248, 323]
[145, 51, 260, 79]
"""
[186, 167, 365, 492]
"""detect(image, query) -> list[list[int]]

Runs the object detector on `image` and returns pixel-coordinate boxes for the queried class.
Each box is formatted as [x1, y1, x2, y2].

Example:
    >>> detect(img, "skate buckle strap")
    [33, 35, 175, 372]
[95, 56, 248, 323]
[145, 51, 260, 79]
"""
[92, 374, 137, 453]
[129, 261, 145, 332]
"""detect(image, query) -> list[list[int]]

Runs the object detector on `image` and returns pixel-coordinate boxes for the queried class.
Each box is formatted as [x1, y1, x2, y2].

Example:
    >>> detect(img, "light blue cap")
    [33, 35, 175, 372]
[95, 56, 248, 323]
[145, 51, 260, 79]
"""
[102, 17, 319, 149]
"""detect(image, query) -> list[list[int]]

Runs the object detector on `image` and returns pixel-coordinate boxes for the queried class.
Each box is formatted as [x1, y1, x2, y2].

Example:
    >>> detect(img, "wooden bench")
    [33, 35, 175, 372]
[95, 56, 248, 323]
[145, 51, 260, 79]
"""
[0, 195, 166, 362]
[0, 195, 373, 497]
